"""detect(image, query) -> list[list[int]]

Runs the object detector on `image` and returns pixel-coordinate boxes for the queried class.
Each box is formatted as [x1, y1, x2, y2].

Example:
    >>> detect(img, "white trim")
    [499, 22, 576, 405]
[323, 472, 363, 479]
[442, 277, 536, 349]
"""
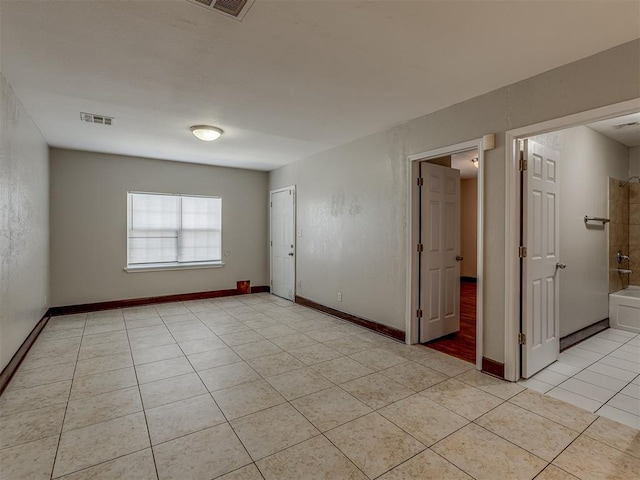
[504, 98, 640, 382]
[270, 185, 297, 301]
[406, 138, 485, 372]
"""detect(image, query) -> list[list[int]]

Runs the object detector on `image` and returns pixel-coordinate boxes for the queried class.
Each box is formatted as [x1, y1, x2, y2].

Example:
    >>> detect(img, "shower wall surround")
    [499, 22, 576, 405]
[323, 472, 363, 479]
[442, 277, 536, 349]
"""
[609, 179, 640, 291]
[609, 178, 629, 292]
[630, 183, 640, 286]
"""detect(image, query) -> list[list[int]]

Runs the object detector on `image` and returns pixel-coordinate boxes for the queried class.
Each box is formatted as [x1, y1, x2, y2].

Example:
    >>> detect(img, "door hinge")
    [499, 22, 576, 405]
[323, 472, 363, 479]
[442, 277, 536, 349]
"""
[519, 159, 527, 171]
[416, 309, 423, 318]
[519, 246, 527, 258]
[270, 240, 272, 246]
[417, 177, 424, 186]
[417, 243, 423, 253]
[270, 201, 272, 207]
[518, 333, 526, 345]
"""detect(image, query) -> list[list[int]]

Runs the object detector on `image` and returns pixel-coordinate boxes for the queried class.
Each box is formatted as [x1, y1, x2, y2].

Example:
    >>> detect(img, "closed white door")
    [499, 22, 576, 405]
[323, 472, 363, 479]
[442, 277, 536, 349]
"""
[270, 187, 295, 300]
[420, 162, 461, 342]
[522, 140, 561, 378]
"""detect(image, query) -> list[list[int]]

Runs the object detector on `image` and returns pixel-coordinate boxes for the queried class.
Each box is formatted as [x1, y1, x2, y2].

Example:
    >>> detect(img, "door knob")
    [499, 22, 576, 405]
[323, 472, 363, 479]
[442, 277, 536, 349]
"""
[555, 262, 566, 269]
[288, 253, 294, 256]
[456, 256, 463, 261]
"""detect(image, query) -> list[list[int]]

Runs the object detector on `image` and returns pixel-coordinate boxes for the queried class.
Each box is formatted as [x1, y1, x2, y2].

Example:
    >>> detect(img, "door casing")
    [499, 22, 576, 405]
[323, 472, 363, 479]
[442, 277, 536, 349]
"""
[406, 138, 485, 371]
[504, 98, 640, 381]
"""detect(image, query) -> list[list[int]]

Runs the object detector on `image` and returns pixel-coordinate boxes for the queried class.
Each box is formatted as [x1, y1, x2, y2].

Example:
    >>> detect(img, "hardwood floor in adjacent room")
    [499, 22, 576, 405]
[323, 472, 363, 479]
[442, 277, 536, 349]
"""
[425, 279, 476, 364]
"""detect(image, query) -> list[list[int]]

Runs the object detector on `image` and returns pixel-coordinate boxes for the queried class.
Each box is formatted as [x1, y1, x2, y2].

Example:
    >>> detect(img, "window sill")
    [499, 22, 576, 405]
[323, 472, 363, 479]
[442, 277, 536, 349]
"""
[124, 262, 225, 273]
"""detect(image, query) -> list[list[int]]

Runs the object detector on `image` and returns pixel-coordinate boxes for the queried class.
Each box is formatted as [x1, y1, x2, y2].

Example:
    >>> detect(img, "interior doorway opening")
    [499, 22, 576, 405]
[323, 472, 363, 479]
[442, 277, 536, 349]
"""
[406, 138, 485, 372]
[423, 151, 479, 364]
[503, 99, 640, 382]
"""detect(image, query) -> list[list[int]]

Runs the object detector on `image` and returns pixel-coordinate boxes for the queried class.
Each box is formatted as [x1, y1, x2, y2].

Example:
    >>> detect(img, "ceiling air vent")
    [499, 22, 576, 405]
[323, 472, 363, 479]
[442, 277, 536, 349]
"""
[80, 112, 114, 126]
[185, 0, 255, 21]
[613, 121, 640, 129]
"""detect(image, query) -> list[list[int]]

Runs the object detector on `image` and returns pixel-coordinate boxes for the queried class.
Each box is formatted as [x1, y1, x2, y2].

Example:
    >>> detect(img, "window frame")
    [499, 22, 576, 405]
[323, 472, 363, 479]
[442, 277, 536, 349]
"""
[125, 191, 224, 273]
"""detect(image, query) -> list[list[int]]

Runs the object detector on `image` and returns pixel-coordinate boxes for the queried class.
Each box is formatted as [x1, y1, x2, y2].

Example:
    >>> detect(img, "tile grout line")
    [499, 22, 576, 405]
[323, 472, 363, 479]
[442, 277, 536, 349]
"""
[124, 308, 160, 480]
[49, 313, 87, 480]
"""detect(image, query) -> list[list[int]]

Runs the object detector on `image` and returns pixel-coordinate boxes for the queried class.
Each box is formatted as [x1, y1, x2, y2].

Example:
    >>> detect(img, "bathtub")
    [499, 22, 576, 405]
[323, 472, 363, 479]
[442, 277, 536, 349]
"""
[609, 286, 640, 334]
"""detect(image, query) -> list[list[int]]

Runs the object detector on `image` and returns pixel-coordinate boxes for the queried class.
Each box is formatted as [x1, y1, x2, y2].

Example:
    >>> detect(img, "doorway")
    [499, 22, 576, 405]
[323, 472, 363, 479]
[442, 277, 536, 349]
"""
[424, 151, 479, 363]
[504, 99, 640, 381]
[407, 138, 485, 371]
[270, 186, 296, 301]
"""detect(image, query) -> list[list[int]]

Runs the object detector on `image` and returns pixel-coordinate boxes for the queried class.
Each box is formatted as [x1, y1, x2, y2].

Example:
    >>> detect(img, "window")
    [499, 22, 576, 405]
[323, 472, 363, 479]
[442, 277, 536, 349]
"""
[126, 192, 222, 271]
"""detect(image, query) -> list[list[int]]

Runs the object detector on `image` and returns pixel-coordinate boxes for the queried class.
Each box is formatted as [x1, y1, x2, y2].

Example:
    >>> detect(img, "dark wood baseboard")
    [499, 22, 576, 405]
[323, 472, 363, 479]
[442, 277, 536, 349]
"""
[0, 310, 51, 396]
[294, 296, 405, 342]
[482, 356, 505, 378]
[251, 285, 270, 294]
[49, 285, 271, 316]
[560, 318, 609, 352]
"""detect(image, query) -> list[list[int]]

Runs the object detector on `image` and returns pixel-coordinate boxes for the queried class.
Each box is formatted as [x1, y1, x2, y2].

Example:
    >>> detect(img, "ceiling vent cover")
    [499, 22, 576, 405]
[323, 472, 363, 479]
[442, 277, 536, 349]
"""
[613, 121, 640, 130]
[80, 112, 114, 126]
[185, 0, 255, 21]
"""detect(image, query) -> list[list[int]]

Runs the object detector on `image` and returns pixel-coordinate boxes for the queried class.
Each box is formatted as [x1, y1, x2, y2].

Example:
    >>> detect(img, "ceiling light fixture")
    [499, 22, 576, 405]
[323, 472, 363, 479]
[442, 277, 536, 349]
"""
[471, 158, 479, 169]
[190, 125, 223, 142]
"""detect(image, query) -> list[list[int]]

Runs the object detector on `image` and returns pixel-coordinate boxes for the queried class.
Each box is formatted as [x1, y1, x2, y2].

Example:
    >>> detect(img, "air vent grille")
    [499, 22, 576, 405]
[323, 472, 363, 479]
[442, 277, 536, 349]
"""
[80, 112, 114, 126]
[613, 121, 640, 130]
[185, 0, 254, 21]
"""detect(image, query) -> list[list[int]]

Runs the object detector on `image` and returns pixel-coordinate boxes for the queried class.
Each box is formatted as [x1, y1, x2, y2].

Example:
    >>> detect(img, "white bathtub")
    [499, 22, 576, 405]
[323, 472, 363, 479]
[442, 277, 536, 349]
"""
[609, 286, 640, 334]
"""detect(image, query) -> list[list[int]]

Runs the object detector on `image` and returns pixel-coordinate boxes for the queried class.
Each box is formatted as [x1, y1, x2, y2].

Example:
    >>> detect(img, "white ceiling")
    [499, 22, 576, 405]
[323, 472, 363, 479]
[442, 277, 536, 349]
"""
[1, 1, 639, 171]
[451, 150, 478, 180]
[587, 113, 640, 147]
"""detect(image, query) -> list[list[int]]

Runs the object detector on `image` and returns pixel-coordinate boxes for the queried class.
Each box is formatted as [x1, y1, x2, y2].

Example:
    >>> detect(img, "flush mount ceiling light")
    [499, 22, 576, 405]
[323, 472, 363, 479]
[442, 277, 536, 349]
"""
[471, 158, 479, 169]
[190, 125, 223, 142]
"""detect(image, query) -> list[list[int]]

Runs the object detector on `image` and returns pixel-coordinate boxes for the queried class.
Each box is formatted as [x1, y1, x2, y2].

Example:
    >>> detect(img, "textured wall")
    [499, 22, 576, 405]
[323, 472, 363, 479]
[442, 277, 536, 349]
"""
[460, 178, 478, 278]
[270, 40, 640, 363]
[0, 74, 50, 371]
[50, 149, 269, 306]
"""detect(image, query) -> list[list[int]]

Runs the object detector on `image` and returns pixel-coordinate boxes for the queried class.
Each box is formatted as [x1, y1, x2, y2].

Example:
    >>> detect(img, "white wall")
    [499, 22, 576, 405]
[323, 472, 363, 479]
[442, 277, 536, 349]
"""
[630, 146, 640, 177]
[270, 39, 640, 363]
[534, 127, 629, 337]
[0, 74, 50, 371]
[50, 149, 269, 306]
[460, 178, 478, 278]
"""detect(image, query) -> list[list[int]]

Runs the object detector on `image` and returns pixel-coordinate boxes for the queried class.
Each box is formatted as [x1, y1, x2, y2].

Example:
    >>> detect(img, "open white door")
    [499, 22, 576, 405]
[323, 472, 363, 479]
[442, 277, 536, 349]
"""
[522, 140, 561, 378]
[419, 162, 461, 343]
[270, 187, 295, 301]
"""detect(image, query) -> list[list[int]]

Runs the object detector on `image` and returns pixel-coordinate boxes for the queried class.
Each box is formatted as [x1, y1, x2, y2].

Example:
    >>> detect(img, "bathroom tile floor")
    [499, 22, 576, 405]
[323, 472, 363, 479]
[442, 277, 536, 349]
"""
[520, 328, 640, 429]
[1, 294, 639, 479]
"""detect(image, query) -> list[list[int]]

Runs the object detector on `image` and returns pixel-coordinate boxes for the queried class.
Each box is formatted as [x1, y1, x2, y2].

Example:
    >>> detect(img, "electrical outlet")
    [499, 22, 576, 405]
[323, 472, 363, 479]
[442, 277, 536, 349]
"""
[297, 280, 302, 288]
[337, 292, 342, 302]
[44, 295, 47, 306]
[297, 230, 302, 237]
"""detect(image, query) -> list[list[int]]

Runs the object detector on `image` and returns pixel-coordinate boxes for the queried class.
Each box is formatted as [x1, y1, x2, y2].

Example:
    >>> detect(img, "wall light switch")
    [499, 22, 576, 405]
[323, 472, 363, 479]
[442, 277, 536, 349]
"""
[297, 230, 302, 237]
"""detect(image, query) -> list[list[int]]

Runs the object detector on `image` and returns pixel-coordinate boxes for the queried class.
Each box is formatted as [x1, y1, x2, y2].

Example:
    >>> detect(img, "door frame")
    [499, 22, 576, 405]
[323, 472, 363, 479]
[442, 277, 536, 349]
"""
[503, 98, 640, 381]
[269, 185, 296, 300]
[406, 138, 486, 371]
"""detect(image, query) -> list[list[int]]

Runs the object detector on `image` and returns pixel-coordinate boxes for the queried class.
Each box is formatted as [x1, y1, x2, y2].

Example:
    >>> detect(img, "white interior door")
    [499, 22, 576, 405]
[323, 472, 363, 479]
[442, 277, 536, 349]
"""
[522, 140, 561, 378]
[420, 162, 461, 343]
[270, 187, 295, 300]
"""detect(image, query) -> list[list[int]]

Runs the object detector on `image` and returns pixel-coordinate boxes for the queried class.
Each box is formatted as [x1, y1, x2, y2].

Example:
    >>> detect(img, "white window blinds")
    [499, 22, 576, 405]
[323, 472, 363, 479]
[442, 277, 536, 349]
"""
[127, 192, 222, 266]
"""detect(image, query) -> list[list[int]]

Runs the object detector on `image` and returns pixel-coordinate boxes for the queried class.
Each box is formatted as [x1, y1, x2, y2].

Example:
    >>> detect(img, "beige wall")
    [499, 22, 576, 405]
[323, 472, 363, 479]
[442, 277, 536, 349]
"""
[460, 178, 478, 278]
[630, 147, 640, 177]
[0, 74, 50, 371]
[535, 127, 629, 337]
[270, 39, 640, 364]
[50, 149, 269, 307]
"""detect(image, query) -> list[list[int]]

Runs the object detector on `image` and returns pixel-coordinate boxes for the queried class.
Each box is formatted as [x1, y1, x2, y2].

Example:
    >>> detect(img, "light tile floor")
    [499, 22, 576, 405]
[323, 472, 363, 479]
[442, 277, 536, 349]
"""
[1, 294, 639, 479]
[520, 328, 640, 430]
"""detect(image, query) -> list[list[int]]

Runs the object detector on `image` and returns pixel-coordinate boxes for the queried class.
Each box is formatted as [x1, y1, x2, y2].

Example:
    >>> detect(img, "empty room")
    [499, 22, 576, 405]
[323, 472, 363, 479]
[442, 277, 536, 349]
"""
[1, 1, 640, 479]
